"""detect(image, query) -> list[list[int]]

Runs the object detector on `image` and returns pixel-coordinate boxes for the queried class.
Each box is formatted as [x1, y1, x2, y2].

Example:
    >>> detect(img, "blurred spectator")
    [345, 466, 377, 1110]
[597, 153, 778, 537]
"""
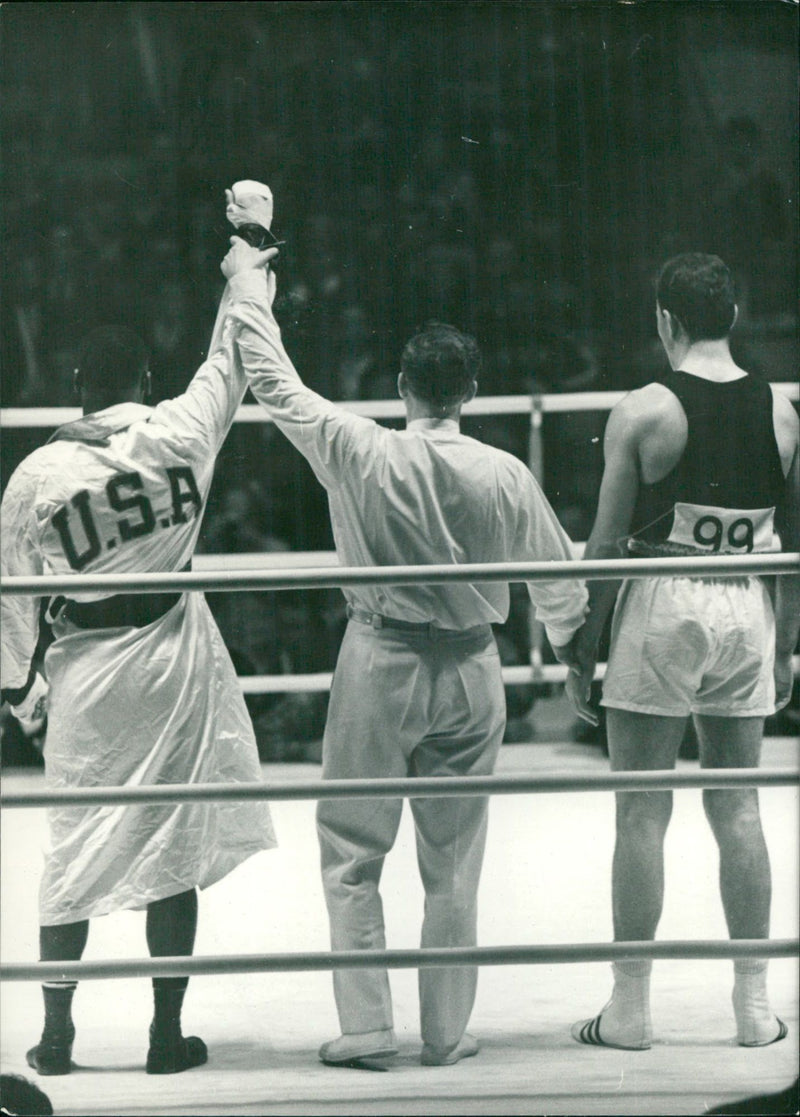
[526, 327, 605, 545]
[712, 116, 796, 327]
[5, 240, 47, 405]
[147, 277, 202, 401]
[0, 1074, 54, 1116]
[200, 480, 288, 684]
[328, 304, 380, 401]
[199, 478, 334, 762]
[2, 5, 798, 769]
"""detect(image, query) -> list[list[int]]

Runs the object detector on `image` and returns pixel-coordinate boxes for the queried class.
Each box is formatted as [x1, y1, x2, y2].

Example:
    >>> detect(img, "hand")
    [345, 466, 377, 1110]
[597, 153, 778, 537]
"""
[565, 662, 599, 727]
[552, 630, 599, 727]
[225, 182, 273, 234]
[10, 672, 49, 737]
[773, 649, 795, 712]
[221, 237, 279, 280]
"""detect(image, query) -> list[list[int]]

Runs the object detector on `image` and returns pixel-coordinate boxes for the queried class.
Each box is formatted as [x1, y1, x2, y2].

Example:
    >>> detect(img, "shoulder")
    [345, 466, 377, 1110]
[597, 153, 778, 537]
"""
[769, 384, 799, 438]
[1, 445, 60, 515]
[457, 433, 532, 478]
[3, 443, 64, 488]
[606, 383, 683, 441]
[769, 385, 799, 469]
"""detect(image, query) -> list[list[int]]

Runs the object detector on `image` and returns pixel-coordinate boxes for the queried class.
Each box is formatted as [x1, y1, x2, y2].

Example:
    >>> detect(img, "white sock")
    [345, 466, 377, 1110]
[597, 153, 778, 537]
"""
[733, 960, 782, 1045]
[598, 961, 653, 1047]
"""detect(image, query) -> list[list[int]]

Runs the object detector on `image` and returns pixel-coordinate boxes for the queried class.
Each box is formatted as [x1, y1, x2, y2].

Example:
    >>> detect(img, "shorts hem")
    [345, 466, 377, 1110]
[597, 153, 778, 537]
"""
[602, 698, 774, 718]
[601, 698, 690, 717]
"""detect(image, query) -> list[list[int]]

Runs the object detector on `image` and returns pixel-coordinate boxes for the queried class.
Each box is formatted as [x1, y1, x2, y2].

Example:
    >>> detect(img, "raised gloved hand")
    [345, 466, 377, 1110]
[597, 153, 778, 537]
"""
[223, 181, 280, 304]
[210, 181, 279, 352]
[225, 180, 274, 238]
[10, 672, 49, 737]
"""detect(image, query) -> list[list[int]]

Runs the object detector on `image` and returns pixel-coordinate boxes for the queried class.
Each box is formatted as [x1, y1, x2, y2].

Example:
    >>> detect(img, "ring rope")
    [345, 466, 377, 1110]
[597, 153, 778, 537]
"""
[2, 939, 796, 983]
[2, 552, 797, 597]
[2, 768, 796, 809]
[236, 663, 592, 694]
[3, 400, 797, 996]
[1, 383, 797, 429]
[238, 656, 800, 693]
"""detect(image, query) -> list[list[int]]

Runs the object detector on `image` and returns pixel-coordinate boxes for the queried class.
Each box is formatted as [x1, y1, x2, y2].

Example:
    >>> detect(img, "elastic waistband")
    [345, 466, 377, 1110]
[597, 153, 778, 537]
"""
[626, 574, 756, 589]
[626, 539, 764, 585]
[346, 604, 486, 639]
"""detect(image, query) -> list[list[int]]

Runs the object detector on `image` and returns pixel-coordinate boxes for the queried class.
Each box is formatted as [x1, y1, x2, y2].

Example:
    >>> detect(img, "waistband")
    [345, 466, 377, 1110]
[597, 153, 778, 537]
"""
[54, 591, 184, 630]
[50, 562, 191, 631]
[346, 604, 487, 639]
[626, 539, 762, 585]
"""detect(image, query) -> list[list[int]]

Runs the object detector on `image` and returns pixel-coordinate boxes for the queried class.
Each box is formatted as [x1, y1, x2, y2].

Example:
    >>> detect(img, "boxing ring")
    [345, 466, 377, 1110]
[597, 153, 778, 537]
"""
[1, 390, 799, 1115]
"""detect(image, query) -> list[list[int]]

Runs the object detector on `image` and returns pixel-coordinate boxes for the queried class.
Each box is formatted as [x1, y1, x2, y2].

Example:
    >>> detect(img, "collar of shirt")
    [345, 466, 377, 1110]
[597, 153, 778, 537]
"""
[405, 417, 461, 435]
[48, 402, 153, 446]
[88, 402, 152, 424]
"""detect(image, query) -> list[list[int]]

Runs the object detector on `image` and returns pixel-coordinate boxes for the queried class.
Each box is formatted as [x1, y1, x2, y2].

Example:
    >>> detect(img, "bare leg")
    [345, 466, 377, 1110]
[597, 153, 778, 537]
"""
[572, 708, 686, 1049]
[607, 709, 687, 941]
[696, 715, 770, 938]
[696, 714, 785, 1046]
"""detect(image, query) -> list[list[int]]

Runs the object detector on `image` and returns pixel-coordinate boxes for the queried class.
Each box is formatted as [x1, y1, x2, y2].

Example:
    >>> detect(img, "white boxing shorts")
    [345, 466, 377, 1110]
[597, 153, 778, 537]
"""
[602, 575, 776, 718]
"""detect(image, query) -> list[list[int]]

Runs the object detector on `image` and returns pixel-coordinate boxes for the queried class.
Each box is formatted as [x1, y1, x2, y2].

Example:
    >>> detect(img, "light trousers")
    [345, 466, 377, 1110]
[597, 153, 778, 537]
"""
[317, 619, 505, 1049]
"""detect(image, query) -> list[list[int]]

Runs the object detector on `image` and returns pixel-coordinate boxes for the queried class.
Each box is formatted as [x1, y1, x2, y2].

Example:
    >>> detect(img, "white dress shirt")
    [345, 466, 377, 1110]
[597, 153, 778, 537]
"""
[231, 272, 588, 647]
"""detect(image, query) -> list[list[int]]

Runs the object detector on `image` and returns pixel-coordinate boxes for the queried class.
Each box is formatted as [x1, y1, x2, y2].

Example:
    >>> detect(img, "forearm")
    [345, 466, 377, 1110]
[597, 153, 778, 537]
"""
[231, 293, 305, 407]
[231, 277, 371, 484]
[576, 536, 624, 661]
[774, 573, 800, 655]
[150, 271, 270, 454]
[532, 588, 588, 650]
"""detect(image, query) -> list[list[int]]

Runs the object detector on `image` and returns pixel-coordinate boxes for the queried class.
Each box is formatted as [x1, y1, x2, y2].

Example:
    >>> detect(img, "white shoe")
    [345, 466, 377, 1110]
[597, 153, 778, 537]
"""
[421, 1033, 479, 1066]
[318, 1029, 398, 1068]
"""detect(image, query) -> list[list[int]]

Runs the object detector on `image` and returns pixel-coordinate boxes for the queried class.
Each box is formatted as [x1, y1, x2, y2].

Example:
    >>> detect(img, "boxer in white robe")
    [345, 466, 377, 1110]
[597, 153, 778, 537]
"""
[1, 184, 278, 1076]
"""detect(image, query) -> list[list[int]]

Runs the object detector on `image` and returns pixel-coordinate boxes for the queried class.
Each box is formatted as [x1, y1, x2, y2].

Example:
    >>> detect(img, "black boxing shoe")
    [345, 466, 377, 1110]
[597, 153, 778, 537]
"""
[26, 1038, 74, 1076]
[146, 1025, 208, 1075]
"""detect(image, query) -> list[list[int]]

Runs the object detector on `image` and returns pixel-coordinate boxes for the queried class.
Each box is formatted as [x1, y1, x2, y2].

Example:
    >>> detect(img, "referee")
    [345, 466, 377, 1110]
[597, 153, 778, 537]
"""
[224, 234, 588, 1069]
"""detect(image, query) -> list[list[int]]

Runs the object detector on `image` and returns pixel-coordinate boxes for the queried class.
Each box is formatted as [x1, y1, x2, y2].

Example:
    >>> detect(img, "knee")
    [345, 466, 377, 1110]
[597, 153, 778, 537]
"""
[703, 789, 762, 840]
[615, 791, 673, 838]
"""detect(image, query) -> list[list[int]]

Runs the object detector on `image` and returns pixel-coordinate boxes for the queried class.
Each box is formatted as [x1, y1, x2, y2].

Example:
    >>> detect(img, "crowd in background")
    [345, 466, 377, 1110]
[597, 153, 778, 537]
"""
[2, 3, 798, 761]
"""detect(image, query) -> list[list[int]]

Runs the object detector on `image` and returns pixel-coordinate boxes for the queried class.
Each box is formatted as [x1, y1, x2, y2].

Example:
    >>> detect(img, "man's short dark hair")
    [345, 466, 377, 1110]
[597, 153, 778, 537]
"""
[400, 322, 481, 408]
[656, 253, 736, 342]
[77, 326, 149, 392]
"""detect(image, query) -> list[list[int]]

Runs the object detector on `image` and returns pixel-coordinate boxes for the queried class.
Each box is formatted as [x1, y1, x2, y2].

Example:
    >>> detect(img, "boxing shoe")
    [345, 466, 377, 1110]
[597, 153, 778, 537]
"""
[421, 1032, 479, 1066]
[318, 1029, 398, 1070]
[732, 964, 788, 1047]
[26, 1038, 74, 1076]
[146, 1024, 208, 1075]
[571, 962, 652, 1050]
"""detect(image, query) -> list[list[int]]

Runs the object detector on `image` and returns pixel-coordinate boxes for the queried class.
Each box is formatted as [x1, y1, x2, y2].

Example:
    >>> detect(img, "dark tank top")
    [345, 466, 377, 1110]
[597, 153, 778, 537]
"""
[627, 370, 784, 557]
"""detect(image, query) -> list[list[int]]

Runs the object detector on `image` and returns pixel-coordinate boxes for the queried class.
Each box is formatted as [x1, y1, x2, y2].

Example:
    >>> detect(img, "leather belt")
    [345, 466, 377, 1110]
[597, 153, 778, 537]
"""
[56, 591, 184, 630]
[346, 604, 478, 639]
[51, 563, 191, 630]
